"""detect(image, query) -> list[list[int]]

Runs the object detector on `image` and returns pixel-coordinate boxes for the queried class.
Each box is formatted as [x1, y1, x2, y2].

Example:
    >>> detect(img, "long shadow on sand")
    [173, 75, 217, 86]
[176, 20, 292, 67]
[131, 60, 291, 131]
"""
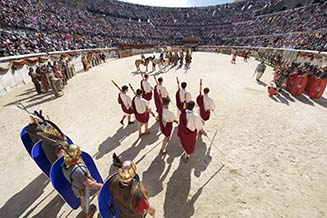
[94, 123, 138, 160]
[312, 96, 327, 109]
[30, 195, 65, 218]
[293, 95, 314, 106]
[0, 174, 49, 218]
[4, 91, 54, 108]
[107, 122, 161, 176]
[163, 136, 211, 218]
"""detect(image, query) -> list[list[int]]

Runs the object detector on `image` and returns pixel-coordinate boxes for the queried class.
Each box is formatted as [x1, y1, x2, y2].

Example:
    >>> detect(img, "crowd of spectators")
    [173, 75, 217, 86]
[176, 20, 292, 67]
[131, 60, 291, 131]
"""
[0, 0, 326, 57]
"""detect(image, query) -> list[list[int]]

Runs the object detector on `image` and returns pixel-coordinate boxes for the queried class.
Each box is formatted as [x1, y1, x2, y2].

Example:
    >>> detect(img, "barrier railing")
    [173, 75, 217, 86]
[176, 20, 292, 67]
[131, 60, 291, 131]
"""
[1, 45, 326, 95]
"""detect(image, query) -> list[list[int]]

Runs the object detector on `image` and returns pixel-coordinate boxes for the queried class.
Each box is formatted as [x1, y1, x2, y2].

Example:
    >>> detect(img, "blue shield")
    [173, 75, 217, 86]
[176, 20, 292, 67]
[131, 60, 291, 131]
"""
[50, 152, 103, 209]
[20, 126, 35, 156]
[98, 173, 140, 218]
[31, 137, 73, 177]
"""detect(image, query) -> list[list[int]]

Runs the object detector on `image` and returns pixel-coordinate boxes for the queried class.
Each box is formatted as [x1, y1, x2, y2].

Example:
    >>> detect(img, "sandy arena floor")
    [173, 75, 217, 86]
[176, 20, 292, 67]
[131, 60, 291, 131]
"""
[0, 52, 326, 218]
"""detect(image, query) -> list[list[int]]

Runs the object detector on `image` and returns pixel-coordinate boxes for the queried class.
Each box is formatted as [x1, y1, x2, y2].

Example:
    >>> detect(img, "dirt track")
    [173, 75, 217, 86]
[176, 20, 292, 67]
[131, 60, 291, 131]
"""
[0, 53, 326, 218]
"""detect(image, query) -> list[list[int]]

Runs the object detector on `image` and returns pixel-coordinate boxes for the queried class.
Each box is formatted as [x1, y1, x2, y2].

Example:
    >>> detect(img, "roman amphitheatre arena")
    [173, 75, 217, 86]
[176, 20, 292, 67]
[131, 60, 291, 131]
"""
[0, 0, 327, 218]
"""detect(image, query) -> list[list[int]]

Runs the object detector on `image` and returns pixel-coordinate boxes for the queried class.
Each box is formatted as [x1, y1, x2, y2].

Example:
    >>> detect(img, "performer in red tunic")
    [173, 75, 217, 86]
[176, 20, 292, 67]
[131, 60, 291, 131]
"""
[178, 101, 207, 162]
[159, 98, 178, 154]
[175, 81, 192, 112]
[118, 85, 135, 125]
[197, 87, 215, 122]
[153, 77, 169, 115]
[140, 74, 153, 102]
[132, 89, 151, 137]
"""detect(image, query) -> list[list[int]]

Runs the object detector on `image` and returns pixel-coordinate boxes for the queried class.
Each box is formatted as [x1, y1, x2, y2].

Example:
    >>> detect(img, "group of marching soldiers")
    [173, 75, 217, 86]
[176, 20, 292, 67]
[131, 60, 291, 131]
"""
[28, 59, 76, 98]
[252, 56, 327, 96]
[81, 52, 106, 72]
[159, 48, 192, 69]
[114, 73, 215, 161]
[139, 48, 193, 72]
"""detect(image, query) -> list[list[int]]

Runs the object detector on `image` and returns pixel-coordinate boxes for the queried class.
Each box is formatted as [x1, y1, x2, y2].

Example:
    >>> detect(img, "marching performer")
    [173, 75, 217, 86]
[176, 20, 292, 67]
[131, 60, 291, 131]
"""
[175, 78, 192, 112]
[153, 76, 169, 115]
[196, 80, 215, 122]
[253, 61, 267, 81]
[62, 144, 102, 218]
[159, 97, 178, 154]
[185, 49, 192, 68]
[132, 88, 151, 137]
[140, 74, 153, 102]
[178, 101, 207, 163]
[108, 160, 156, 218]
[112, 81, 134, 125]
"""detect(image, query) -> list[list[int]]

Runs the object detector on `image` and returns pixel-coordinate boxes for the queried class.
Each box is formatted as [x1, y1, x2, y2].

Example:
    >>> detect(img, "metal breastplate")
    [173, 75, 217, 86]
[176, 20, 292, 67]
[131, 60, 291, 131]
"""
[62, 163, 87, 190]
[109, 175, 143, 218]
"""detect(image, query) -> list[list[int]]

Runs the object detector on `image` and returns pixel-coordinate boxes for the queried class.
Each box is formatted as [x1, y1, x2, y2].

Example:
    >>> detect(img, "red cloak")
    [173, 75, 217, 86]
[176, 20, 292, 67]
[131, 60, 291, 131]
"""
[177, 109, 197, 155]
[175, 89, 184, 111]
[118, 93, 133, 115]
[196, 95, 210, 121]
[132, 97, 149, 124]
[159, 112, 173, 137]
[153, 85, 162, 114]
[141, 80, 152, 101]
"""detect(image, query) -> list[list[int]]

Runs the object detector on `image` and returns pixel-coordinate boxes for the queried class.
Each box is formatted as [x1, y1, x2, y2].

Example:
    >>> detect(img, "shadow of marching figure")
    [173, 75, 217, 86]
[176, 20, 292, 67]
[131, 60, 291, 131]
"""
[0, 174, 49, 218]
[280, 90, 295, 102]
[95, 124, 138, 160]
[142, 155, 172, 198]
[312, 96, 327, 109]
[293, 94, 314, 106]
[166, 128, 184, 165]
[256, 80, 267, 87]
[163, 136, 209, 218]
[30, 195, 65, 218]
[107, 122, 161, 177]
[269, 94, 289, 106]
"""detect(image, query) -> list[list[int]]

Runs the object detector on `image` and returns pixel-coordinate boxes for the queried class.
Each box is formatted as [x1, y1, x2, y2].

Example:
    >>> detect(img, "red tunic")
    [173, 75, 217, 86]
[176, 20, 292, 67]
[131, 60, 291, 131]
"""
[177, 109, 197, 155]
[175, 89, 184, 111]
[118, 93, 133, 115]
[132, 97, 149, 124]
[196, 95, 210, 121]
[140, 80, 152, 101]
[159, 112, 173, 137]
[153, 85, 162, 114]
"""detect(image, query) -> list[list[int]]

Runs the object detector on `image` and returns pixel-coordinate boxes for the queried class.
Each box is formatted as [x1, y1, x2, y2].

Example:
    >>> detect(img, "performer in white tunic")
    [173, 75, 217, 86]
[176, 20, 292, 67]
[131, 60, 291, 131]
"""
[118, 85, 134, 125]
[203, 92, 215, 112]
[178, 101, 207, 162]
[179, 82, 192, 103]
[156, 78, 169, 99]
[160, 98, 178, 154]
[197, 87, 215, 122]
[141, 74, 153, 104]
[132, 89, 151, 137]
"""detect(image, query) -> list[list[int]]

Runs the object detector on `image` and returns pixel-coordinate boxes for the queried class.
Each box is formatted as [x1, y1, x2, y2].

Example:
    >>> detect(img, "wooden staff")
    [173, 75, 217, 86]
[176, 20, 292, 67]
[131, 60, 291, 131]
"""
[199, 79, 202, 95]
[111, 80, 122, 92]
[153, 75, 159, 85]
[128, 83, 136, 95]
[176, 77, 180, 89]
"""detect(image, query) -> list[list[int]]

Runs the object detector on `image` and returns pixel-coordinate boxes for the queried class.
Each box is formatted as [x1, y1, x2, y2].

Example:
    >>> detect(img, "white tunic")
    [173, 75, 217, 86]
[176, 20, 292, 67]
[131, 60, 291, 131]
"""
[203, 95, 215, 111]
[179, 89, 192, 103]
[120, 93, 132, 109]
[134, 96, 147, 114]
[156, 84, 169, 98]
[142, 80, 153, 93]
[186, 110, 203, 132]
[162, 108, 176, 126]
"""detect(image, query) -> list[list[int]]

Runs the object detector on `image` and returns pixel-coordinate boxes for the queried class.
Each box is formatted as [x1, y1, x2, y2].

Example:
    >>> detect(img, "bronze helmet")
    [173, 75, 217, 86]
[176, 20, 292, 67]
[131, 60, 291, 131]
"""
[118, 160, 136, 183]
[64, 144, 81, 162]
